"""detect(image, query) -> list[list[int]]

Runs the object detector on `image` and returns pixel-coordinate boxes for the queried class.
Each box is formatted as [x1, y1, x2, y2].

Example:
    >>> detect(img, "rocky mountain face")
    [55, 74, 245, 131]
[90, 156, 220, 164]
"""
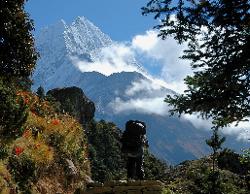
[32, 16, 247, 164]
[47, 86, 95, 125]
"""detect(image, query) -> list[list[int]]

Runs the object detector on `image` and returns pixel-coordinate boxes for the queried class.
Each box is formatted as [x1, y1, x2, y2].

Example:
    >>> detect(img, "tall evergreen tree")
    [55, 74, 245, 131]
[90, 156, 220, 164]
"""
[0, 0, 37, 137]
[36, 86, 45, 99]
[206, 128, 225, 173]
[143, 0, 250, 128]
[0, 0, 38, 78]
[206, 128, 225, 194]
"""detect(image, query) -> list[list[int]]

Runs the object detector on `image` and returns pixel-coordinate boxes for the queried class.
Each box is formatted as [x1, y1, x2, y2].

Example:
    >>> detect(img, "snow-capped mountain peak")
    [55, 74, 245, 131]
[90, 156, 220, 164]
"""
[33, 16, 116, 90]
[64, 16, 112, 55]
[33, 16, 147, 90]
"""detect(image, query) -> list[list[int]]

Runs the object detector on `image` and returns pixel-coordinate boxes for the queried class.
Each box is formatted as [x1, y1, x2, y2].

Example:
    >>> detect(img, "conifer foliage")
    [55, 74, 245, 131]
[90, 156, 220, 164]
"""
[87, 120, 126, 182]
[0, 78, 28, 137]
[36, 86, 45, 100]
[0, 0, 38, 138]
[143, 0, 250, 127]
[0, 0, 38, 77]
[206, 129, 226, 194]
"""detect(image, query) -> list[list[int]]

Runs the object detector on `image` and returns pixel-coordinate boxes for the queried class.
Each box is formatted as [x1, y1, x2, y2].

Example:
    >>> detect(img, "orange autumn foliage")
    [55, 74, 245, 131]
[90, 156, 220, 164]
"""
[51, 119, 60, 125]
[14, 146, 24, 156]
[3, 91, 90, 193]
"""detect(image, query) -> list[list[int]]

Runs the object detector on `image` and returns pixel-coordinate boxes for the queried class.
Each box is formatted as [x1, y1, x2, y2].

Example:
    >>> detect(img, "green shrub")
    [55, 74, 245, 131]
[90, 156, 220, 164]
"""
[0, 161, 16, 194]
[87, 120, 126, 182]
[8, 155, 36, 193]
[144, 150, 170, 180]
[218, 149, 247, 175]
[0, 145, 8, 160]
[0, 78, 28, 138]
[162, 188, 175, 194]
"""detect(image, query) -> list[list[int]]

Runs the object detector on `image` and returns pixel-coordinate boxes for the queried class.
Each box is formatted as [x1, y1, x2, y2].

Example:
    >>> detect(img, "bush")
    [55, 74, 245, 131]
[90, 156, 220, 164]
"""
[165, 158, 249, 194]
[0, 145, 8, 160]
[0, 91, 91, 193]
[12, 135, 54, 166]
[87, 120, 126, 182]
[162, 188, 175, 194]
[0, 78, 28, 138]
[218, 149, 247, 175]
[144, 150, 170, 180]
[0, 161, 16, 194]
[8, 155, 36, 192]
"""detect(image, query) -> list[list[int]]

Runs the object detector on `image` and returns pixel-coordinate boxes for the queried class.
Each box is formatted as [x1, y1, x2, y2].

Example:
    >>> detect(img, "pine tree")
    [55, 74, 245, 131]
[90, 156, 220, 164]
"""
[36, 86, 45, 99]
[143, 0, 250, 128]
[206, 128, 226, 173]
[0, 0, 37, 138]
[206, 128, 225, 194]
[0, 0, 38, 78]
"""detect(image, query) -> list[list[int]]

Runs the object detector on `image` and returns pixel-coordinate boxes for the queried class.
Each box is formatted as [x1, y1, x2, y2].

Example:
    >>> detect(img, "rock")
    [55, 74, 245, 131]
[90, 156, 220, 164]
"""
[104, 180, 127, 187]
[47, 86, 95, 125]
[87, 186, 112, 193]
[84, 180, 164, 194]
[87, 182, 104, 188]
[65, 159, 78, 177]
[84, 175, 94, 184]
[140, 180, 164, 186]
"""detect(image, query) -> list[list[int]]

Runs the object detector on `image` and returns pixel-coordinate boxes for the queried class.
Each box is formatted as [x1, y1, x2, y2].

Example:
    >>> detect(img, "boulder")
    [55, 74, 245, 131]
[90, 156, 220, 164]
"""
[47, 86, 95, 125]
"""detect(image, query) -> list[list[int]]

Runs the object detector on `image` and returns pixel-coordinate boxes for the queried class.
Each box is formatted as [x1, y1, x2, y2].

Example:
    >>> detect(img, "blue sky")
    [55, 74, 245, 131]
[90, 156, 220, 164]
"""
[25, 0, 156, 41]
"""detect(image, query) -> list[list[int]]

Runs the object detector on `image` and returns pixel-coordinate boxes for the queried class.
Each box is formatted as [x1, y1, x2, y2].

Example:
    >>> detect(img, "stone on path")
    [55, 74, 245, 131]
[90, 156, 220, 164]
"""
[83, 180, 164, 194]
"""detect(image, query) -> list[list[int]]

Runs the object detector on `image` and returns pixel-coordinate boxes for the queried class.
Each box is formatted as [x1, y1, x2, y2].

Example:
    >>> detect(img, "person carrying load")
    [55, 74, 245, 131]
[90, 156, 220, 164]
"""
[121, 120, 149, 180]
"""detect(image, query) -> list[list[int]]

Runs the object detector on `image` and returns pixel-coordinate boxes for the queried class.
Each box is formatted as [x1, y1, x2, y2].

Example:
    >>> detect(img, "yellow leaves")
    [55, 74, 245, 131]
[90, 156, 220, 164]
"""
[0, 162, 11, 182]
[13, 136, 54, 166]
[22, 129, 31, 138]
[0, 161, 15, 194]
[9, 91, 89, 181]
[16, 91, 55, 116]
[24, 103, 88, 162]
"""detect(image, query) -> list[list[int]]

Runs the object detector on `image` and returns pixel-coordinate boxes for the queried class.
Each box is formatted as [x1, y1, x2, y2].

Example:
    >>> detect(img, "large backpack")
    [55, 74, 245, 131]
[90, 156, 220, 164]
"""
[121, 120, 146, 153]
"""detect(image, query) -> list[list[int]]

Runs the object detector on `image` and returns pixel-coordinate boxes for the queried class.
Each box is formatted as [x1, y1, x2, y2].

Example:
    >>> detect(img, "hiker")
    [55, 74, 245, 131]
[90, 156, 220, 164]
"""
[121, 120, 149, 180]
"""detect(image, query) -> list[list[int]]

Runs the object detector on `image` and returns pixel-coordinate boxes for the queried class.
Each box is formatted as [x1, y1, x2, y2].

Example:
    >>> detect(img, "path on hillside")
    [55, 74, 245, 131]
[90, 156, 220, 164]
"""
[83, 180, 164, 194]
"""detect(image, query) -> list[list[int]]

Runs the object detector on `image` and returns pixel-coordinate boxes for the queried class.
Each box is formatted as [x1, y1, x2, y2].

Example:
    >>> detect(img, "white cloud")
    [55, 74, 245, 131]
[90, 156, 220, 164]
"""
[224, 121, 250, 141]
[182, 114, 250, 141]
[109, 76, 171, 115]
[125, 78, 162, 96]
[132, 30, 192, 93]
[70, 43, 138, 76]
[71, 30, 191, 93]
[109, 97, 170, 116]
[182, 114, 213, 130]
[132, 31, 159, 53]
